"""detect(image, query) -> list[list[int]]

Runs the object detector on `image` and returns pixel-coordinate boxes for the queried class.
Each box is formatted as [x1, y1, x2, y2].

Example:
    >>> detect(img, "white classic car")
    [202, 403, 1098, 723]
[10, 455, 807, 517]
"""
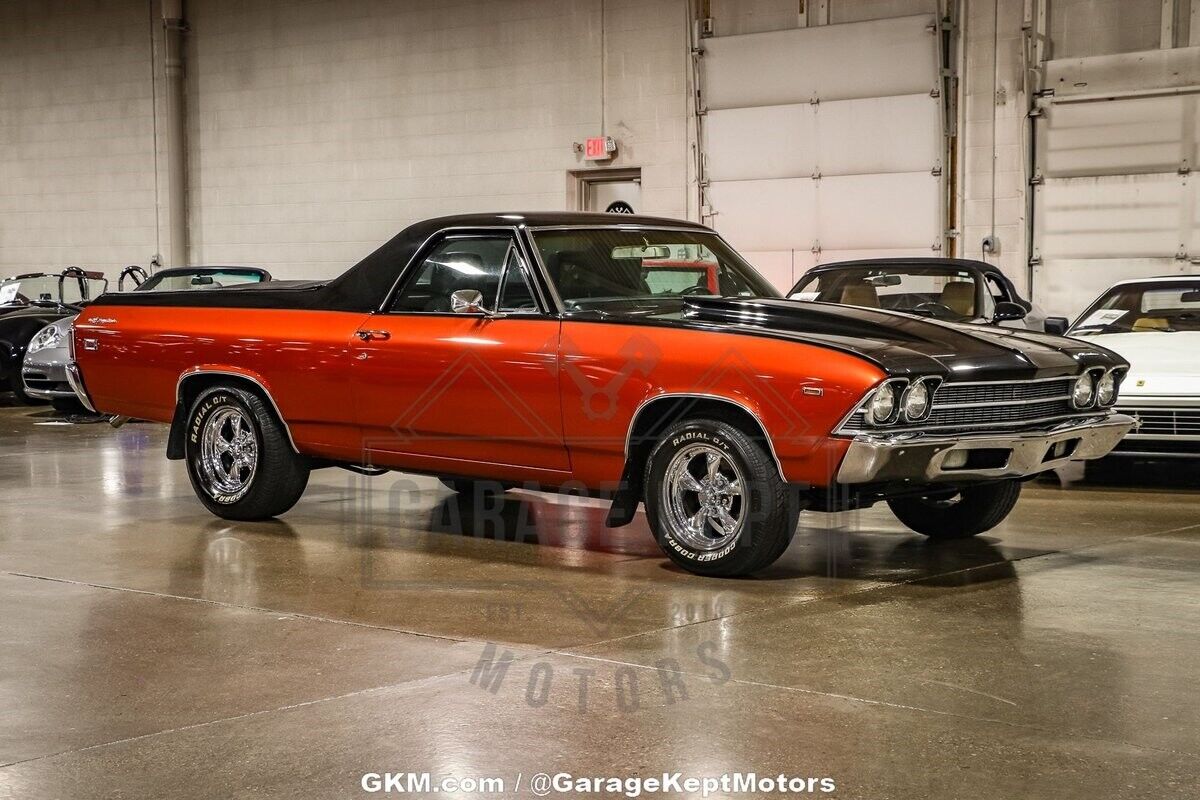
[1052, 276, 1200, 458]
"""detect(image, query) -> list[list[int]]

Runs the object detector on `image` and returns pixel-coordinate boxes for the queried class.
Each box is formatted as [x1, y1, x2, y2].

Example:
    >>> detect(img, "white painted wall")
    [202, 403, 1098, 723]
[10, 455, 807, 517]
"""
[183, 0, 690, 279]
[0, 0, 159, 277]
[959, 0, 1028, 291]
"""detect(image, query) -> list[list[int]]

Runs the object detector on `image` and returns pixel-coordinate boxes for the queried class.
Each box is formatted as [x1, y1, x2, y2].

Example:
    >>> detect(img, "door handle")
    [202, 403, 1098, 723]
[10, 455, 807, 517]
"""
[355, 330, 391, 341]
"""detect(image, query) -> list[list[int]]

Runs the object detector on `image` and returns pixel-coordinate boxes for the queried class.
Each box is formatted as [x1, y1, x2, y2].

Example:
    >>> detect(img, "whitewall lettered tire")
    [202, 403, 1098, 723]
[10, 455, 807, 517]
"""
[184, 386, 309, 520]
[643, 417, 799, 577]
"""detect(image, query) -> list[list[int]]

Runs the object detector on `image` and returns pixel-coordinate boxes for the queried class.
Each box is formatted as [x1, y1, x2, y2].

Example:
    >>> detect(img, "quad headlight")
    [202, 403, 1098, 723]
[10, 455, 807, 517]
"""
[1096, 371, 1118, 406]
[867, 382, 900, 425]
[27, 324, 63, 355]
[1071, 372, 1097, 409]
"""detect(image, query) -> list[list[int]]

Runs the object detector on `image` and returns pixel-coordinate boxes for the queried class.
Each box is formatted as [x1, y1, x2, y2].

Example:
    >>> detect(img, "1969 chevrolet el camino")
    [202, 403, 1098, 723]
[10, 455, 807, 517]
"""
[70, 212, 1134, 576]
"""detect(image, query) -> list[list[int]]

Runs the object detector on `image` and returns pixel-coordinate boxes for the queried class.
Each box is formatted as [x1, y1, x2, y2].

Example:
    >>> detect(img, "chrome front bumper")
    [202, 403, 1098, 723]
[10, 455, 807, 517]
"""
[835, 414, 1136, 484]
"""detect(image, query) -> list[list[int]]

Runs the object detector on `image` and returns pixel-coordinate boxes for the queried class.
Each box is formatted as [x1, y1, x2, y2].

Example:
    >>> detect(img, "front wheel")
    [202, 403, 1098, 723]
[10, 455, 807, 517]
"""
[184, 386, 310, 520]
[887, 479, 1022, 540]
[644, 417, 799, 577]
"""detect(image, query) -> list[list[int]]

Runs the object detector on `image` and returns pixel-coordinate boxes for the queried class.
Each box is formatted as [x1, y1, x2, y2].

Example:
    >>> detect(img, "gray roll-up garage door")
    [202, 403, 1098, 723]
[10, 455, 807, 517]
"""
[1033, 91, 1200, 317]
[700, 14, 944, 290]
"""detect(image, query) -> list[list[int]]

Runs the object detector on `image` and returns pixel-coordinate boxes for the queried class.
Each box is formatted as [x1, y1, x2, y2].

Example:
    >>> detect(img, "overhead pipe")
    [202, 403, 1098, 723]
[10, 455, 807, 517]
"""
[160, 0, 189, 267]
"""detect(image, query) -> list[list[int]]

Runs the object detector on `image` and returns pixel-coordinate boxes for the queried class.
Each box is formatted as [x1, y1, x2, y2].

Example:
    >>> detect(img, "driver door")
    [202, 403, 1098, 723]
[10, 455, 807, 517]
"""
[350, 232, 569, 474]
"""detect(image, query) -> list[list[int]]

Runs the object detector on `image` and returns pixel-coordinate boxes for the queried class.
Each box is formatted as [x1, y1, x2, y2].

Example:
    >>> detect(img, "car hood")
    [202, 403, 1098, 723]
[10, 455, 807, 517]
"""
[681, 297, 1125, 381]
[1075, 331, 1200, 397]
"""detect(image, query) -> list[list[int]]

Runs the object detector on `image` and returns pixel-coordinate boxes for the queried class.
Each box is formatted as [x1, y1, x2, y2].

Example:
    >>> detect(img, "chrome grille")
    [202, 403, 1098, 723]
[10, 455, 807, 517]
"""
[840, 377, 1082, 435]
[934, 379, 1071, 405]
[1119, 407, 1200, 439]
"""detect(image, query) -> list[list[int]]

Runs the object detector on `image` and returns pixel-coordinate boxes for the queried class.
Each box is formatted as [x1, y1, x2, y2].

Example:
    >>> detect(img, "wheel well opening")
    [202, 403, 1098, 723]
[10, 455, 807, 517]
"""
[626, 396, 776, 480]
[169, 373, 293, 459]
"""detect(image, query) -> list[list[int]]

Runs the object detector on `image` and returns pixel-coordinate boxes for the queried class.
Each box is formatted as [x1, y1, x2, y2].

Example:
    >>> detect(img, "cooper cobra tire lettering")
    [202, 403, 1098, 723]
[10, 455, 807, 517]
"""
[644, 415, 800, 577]
[183, 386, 310, 521]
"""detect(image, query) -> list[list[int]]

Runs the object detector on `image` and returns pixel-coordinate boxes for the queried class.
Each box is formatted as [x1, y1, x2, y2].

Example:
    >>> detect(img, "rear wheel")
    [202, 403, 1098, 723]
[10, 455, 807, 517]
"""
[184, 386, 309, 520]
[644, 417, 799, 577]
[887, 479, 1022, 540]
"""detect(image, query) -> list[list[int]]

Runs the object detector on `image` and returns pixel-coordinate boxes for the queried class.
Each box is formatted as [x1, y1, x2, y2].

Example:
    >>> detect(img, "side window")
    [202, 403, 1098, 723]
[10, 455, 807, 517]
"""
[497, 248, 540, 313]
[390, 236, 510, 313]
[985, 275, 1008, 302]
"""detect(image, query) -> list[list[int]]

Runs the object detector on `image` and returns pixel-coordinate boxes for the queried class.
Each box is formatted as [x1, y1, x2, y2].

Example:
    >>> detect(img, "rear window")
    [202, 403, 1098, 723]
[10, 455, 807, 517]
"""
[138, 271, 266, 292]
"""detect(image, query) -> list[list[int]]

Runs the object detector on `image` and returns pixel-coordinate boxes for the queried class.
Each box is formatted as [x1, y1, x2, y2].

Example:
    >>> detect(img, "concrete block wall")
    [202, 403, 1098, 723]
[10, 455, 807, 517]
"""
[0, 0, 159, 277]
[184, 0, 690, 279]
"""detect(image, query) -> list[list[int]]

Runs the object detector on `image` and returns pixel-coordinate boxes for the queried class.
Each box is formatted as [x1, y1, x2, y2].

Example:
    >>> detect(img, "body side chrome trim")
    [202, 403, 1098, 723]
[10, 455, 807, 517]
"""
[175, 369, 300, 453]
[623, 392, 787, 481]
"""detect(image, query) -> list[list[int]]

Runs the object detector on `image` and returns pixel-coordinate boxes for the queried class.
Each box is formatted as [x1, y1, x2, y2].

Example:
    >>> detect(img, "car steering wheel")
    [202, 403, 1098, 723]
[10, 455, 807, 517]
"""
[912, 301, 957, 319]
[678, 284, 711, 296]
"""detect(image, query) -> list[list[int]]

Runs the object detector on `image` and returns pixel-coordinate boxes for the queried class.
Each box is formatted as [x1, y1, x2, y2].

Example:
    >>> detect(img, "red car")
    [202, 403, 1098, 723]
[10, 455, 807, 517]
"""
[70, 213, 1133, 576]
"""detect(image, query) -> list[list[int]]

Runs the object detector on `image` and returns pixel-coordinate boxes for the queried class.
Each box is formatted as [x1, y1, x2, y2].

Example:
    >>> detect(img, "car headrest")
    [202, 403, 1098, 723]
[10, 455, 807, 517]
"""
[839, 283, 880, 308]
[940, 281, 975, 316]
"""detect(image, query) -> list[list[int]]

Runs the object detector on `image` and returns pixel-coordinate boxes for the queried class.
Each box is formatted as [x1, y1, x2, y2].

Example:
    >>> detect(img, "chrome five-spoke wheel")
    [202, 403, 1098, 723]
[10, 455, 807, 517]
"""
[661, 443, 745, 551]
[198, 406, 258, 501]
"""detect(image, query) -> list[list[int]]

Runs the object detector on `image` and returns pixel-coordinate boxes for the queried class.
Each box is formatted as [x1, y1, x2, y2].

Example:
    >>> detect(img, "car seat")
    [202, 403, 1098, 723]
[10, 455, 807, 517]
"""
[839, 283, 880, 308]
[940, 282, 976, 317]
[1132, 317, 1170, 332]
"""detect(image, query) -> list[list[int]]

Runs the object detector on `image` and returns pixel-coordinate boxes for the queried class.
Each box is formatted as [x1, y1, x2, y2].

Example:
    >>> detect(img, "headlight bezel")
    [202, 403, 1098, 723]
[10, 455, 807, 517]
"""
[901, 377, 939, 422]
[862, 376, 942, 427]
[1096, 369, 1119, 407]
[866, 380, 903, 426]
[26, 324, 64, 356]
[1071, 371, 1098, 409]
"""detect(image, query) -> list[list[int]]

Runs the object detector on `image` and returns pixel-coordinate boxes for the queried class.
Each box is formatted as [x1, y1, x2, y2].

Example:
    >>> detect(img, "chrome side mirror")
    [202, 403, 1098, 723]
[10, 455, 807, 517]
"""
[450, 289, 488, 315]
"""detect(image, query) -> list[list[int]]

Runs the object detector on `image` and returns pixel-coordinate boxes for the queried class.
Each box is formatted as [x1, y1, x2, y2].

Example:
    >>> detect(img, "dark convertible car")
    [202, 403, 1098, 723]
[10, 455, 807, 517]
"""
[0, 268, 107, 403]
[790, 258, 1042, 329]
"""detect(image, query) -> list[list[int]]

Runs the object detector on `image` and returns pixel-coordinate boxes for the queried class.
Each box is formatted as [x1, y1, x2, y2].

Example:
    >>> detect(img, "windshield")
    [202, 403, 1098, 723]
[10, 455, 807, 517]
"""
[0, 274, 107, 306]
[1071, 282, 1200, 335]
[791, 266, 985, 322]
[531, 229, 777, 312]
[137, 270, 266, 292]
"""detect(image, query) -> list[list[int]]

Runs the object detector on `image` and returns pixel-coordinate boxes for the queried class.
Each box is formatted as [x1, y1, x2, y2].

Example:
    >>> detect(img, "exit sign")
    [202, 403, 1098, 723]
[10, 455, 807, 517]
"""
[584, 136, 616, 160]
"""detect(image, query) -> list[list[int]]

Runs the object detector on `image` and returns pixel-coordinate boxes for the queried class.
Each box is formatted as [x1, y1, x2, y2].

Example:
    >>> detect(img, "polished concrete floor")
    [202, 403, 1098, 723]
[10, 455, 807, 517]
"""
[0, 400, 1198, 799]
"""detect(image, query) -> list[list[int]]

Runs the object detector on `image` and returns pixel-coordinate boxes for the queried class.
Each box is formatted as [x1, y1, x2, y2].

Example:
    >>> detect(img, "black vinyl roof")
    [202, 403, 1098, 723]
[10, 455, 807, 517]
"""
[323, 211, 710, 312]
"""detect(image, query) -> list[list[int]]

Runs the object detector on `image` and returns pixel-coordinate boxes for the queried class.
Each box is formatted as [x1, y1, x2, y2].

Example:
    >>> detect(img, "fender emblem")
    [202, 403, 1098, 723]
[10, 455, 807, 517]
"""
[91, 317, 118, 324]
